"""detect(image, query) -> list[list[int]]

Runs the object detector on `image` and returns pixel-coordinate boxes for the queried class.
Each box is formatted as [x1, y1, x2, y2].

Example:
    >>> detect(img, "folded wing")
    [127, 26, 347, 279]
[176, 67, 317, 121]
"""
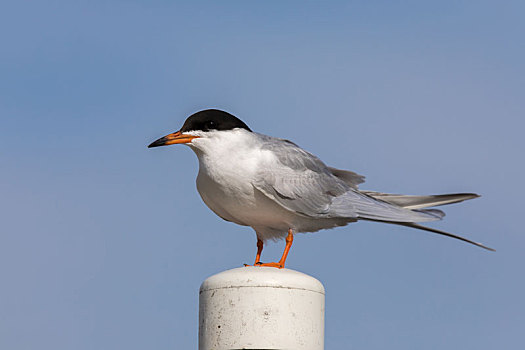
[253, 136, 441, 223]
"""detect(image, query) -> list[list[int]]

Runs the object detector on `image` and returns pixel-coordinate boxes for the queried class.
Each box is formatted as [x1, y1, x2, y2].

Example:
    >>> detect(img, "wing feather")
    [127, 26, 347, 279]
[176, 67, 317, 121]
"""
[328, 167, 365, 189]
[253, 135, 440, 223]
[360, 192, 479, 209]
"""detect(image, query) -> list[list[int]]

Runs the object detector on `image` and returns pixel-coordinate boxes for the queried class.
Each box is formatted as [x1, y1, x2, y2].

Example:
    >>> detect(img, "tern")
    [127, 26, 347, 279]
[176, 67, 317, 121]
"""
[148, 109, 493, 268]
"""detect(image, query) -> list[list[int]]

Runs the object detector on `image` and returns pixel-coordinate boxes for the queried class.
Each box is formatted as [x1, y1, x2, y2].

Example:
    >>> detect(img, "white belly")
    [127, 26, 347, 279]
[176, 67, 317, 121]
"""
[196, 168, 295, 231]
[196, 169, 354, 241]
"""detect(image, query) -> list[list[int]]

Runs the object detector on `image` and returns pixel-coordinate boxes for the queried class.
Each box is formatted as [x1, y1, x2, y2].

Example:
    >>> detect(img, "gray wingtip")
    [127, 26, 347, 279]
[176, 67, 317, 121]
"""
[466, 193, 481, 199]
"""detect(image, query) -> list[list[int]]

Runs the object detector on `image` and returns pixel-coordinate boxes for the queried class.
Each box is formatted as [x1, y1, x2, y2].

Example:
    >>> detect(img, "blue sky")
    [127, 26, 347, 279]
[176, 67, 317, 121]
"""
[1, 1, 524, 349]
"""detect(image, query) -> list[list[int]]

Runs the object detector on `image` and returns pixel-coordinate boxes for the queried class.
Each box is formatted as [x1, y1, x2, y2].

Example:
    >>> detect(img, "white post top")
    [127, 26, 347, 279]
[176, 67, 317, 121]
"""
[200, 266, 325, 295]
[199, 266, 325, 350]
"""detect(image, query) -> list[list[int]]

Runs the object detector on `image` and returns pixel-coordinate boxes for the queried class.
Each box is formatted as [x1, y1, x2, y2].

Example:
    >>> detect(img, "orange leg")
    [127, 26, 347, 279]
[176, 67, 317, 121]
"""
[244, 239, 264, 267]
[256, 229, 294, 269]
[254, 239, 263, 264]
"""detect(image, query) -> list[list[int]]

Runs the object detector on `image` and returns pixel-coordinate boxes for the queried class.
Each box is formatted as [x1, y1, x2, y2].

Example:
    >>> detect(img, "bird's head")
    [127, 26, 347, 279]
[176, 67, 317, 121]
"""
[148, 109, 252, 149]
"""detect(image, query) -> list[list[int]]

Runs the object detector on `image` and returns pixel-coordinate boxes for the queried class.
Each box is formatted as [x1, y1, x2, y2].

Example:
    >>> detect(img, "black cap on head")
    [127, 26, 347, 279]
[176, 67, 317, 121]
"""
[181, 109, 251, 133]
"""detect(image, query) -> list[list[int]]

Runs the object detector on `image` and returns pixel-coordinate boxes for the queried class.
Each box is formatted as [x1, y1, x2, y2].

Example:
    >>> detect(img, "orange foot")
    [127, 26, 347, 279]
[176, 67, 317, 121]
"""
[243, 262, 284, 268]
[255, 261, 284, 269]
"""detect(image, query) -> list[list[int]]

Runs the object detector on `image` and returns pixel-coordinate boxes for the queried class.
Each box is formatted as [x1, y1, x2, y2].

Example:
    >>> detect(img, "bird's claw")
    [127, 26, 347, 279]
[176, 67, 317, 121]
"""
[255, 262, 284, 269]
[243, 261, 284, 269]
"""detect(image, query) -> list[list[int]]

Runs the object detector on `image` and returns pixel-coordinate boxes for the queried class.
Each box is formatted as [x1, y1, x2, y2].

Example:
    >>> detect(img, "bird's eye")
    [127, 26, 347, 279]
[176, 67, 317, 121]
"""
[204, 121, 216, 130]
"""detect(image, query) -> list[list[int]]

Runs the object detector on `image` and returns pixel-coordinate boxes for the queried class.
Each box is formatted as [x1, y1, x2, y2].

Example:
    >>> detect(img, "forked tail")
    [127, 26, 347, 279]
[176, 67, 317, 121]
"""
[358, 192, 494, 251]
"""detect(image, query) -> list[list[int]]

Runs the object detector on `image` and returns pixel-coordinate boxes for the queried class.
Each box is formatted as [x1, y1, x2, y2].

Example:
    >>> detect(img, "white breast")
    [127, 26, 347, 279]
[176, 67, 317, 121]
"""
[189, 130, 297, 239]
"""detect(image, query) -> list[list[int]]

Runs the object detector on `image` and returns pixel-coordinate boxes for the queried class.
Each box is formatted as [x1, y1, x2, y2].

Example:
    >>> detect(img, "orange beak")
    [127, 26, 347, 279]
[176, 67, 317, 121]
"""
[148, 131, 200, 148]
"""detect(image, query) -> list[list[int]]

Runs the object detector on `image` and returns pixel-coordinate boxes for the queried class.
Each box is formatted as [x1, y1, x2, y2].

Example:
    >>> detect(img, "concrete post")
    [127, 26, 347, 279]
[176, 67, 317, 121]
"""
[199, 266, 325, 350]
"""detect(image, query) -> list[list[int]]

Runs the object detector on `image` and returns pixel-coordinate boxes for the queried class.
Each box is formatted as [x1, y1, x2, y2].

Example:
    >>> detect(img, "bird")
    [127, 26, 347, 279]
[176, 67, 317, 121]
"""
[148, 109, 493, 268]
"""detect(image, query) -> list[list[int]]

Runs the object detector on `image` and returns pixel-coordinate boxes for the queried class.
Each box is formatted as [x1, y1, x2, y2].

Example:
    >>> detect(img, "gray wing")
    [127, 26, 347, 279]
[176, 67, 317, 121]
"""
[252, 135, 493, 250]
[252, 135, 440, 222]
[253, 136, 349, 217]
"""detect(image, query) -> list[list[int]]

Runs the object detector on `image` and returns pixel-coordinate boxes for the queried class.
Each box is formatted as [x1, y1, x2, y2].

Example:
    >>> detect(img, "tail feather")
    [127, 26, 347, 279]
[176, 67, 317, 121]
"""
[360, 218, 495, 251]
[361, 192, 480, 209]
[356, 192, 492, 250]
